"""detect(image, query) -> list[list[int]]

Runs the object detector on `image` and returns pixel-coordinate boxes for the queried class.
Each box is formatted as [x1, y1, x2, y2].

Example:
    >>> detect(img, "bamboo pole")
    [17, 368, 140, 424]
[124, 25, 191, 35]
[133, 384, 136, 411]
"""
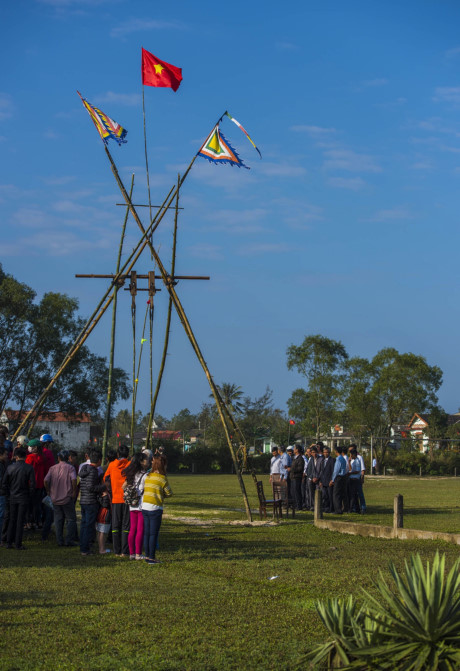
[105, 150, 253, 521]
[130, 283, 136, 455]
[102, 174, 134, 465]
[146, 174, 180, 448]
[130, 302, 149, 454]
[142, 87, 154, 263]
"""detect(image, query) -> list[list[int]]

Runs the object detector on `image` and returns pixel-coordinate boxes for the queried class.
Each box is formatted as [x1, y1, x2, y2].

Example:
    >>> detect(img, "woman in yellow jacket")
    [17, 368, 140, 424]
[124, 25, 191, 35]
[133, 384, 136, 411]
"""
[141, 455, 172, 564]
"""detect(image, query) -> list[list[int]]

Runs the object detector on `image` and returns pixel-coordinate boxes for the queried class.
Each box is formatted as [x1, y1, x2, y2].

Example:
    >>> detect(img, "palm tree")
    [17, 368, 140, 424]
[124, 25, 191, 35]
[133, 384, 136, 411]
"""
[211, 382, 244, 415]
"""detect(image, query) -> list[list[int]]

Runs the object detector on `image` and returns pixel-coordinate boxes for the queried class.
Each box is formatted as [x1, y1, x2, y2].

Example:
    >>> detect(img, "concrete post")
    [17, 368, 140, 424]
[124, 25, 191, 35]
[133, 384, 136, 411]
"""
[314, 487, 323, 522]
[393, 494, 403, 534]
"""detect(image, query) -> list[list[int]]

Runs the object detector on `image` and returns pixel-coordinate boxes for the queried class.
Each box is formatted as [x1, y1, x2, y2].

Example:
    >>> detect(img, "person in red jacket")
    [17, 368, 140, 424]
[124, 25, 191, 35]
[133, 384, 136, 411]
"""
[103, 444, 130, 557]
[25, 439, 46, 529]
[39, 434, 56, 472]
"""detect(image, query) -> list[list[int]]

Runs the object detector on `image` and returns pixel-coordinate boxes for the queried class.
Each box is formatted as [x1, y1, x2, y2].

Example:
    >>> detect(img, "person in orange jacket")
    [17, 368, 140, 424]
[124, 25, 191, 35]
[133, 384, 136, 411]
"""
[103, 444, 130, 557]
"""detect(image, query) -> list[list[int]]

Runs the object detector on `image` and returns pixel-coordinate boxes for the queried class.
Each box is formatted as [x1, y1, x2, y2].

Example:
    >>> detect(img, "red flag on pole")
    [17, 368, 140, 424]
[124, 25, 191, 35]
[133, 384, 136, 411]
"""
[141, 48, 183, 91]
[289, 419, 296, 425]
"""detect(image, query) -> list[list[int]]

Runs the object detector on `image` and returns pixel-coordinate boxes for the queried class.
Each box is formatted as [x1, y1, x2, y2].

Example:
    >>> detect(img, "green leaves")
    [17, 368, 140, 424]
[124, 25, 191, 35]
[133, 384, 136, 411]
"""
[305, 552, 460, 670]
[287, 335, 349, 439]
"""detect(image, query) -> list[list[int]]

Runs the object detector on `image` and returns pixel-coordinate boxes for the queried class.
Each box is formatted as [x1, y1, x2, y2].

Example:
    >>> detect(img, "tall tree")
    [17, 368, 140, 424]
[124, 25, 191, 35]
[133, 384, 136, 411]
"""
[341, 348, 443, 463]
[370, 348, 442, 461]
[287, 335, 348, 440]
[341, 356, 383, 445]
[0, 265, 129, 428]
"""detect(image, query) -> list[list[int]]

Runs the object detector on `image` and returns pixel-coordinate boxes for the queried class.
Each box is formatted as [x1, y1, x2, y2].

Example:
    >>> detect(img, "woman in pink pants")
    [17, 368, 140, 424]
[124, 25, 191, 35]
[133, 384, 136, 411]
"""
[122, 452, 151, 560]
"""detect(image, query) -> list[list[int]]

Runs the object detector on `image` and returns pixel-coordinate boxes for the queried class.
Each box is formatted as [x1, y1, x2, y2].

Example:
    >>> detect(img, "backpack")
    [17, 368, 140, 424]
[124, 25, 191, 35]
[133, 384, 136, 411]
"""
[123, 482, 141, 507]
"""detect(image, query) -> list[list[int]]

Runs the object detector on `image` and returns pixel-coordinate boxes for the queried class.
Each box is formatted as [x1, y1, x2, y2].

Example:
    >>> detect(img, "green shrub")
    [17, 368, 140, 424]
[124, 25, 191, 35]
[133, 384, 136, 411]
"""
[305, 552, 460, 670]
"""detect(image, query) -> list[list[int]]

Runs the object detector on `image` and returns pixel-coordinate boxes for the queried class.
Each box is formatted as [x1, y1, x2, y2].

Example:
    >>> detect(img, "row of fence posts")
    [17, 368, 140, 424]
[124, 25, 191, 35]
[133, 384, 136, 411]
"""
[315, 488, 405, 531]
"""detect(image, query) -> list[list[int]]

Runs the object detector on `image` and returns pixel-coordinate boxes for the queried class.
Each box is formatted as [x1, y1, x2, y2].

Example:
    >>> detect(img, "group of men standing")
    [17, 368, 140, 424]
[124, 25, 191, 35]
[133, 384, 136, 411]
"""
[269, 442, 366, 515]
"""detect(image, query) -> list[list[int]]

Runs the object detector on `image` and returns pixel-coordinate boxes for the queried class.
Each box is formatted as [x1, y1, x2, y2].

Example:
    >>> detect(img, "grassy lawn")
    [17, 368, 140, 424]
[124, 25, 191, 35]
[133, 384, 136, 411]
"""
[1, 475, 460, 670]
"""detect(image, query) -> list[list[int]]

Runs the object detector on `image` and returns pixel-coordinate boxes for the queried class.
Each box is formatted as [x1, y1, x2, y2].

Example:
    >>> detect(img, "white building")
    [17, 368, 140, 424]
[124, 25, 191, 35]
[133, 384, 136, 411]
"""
[1, 410, 95, 451]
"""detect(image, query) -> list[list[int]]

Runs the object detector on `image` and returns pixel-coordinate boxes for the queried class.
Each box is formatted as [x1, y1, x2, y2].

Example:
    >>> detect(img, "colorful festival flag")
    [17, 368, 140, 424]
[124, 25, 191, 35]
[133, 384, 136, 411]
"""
[142, 48, 182, 91]
[224, 111, 262, 158]
[77, 91, 127, 146]
[197, 124, 249, 169]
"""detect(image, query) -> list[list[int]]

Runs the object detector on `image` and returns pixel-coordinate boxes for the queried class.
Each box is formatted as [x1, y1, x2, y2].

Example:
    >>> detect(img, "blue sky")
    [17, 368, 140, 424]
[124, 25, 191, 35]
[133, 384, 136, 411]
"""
[2, 0, 460, 419]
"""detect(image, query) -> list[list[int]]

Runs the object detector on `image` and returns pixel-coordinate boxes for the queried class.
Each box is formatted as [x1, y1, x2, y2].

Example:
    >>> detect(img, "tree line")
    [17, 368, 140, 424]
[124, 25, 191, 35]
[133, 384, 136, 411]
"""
[114, 334, 448, 469]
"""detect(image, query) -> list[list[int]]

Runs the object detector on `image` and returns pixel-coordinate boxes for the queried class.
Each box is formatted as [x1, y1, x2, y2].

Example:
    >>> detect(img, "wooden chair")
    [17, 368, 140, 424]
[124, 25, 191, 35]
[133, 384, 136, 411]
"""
[256, 480, 282, 520]
[273, 481, 296, 518]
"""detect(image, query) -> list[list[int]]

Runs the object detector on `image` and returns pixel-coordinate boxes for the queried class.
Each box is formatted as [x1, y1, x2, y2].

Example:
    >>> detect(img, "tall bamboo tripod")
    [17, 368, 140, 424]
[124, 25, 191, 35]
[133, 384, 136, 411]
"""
[15, 153, 253, 520]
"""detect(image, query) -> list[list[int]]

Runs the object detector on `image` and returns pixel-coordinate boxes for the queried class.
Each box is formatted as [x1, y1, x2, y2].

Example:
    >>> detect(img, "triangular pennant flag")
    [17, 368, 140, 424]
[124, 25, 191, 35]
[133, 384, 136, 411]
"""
[197, 124, 249, 169]
[77, 91, 127, 146]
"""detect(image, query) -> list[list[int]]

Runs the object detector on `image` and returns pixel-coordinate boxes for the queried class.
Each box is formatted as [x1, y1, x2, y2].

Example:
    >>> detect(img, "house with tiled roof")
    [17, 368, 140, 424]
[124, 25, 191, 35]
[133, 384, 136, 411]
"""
[406, 412, 460, 451]
[0, 409, 98, 450]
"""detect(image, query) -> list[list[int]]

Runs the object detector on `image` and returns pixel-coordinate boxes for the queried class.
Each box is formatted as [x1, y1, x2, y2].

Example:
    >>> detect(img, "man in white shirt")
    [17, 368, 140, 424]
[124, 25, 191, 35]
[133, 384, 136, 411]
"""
[269, 447, 281, 483]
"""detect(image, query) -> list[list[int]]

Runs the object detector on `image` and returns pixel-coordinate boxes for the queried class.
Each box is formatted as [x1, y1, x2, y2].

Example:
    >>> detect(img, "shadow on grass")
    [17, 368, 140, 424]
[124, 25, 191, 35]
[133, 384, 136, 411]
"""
[0, 592, 104, 609]
[0, 522, 323, 568]
[163, 524, 322, 561]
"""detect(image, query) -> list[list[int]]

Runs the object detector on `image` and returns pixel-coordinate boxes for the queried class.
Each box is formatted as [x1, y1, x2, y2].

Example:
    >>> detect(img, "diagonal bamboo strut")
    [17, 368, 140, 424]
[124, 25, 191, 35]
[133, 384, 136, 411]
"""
[102, 174, 134, 465]
[145, 174, 180, 448]
[105, 150, 252, 521]
[14, 160, 189, 438]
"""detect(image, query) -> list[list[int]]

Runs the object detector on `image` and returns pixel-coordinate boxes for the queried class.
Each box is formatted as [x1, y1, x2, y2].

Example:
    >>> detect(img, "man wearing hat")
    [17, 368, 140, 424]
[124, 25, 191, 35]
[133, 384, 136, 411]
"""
[44, 450, 78, 546]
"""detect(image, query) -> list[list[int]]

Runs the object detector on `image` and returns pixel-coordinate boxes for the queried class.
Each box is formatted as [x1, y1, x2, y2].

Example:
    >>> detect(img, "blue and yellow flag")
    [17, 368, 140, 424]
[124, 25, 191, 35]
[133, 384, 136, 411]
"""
[77, 91, 127, 146]
[197, 124, 248, 169]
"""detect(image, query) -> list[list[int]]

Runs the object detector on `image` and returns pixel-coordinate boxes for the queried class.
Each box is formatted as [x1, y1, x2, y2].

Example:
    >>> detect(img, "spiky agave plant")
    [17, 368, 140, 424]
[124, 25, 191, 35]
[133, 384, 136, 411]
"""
[355, 552, 460, 670]
[304, 553, 460, 670]
[305, 597, 384, 669]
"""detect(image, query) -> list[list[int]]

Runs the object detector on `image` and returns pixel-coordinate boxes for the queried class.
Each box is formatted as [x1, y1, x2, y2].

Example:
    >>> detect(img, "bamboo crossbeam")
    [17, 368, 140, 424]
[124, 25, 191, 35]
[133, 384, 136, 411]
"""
[123, 287, 161, 292]
[75, 274, 209, 280]
[116, 203, 184, 210]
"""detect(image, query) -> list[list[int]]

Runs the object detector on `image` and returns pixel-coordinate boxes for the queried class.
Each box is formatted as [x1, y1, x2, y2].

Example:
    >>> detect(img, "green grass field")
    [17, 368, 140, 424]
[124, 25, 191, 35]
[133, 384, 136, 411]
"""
[1, 475, 460, 671]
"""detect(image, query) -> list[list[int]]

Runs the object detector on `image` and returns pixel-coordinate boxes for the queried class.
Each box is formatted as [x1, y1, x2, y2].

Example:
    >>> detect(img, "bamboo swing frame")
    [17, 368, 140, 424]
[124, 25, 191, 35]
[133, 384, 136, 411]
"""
[14, 137, 253, 521]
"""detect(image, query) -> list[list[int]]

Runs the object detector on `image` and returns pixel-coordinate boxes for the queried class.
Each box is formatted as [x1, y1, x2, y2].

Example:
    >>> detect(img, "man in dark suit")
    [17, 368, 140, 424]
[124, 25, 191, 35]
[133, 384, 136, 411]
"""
[319, 446, 335, 512]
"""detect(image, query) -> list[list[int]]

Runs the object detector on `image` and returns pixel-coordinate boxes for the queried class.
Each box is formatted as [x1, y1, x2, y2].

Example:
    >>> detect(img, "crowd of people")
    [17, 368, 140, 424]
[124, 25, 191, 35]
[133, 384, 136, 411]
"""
[269, 442, 367, 515]
[0, 428, 172, 564]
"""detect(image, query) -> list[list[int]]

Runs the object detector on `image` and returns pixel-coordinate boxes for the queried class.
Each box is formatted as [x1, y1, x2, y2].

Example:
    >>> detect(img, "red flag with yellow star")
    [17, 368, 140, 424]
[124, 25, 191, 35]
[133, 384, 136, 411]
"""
[142, 48, 182, 91]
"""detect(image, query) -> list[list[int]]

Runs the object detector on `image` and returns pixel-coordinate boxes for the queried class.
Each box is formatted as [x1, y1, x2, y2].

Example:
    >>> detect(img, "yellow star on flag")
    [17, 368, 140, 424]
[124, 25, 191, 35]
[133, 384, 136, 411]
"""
[154, 64, 164, 75]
